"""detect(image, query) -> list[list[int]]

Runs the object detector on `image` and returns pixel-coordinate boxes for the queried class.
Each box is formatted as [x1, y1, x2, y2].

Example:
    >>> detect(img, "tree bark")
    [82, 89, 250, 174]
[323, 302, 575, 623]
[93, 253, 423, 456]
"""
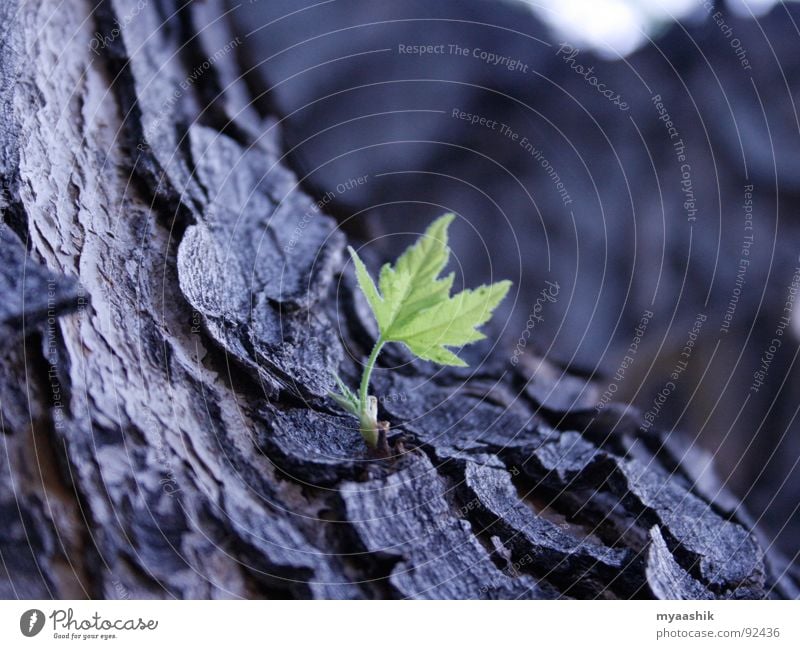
[0, 0, 796, 599]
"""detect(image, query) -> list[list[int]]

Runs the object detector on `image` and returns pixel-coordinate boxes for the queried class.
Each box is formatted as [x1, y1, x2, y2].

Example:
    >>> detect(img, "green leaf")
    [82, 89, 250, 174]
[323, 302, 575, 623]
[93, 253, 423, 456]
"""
[348, 214, 511, 367]
[329, 373, 359, 415]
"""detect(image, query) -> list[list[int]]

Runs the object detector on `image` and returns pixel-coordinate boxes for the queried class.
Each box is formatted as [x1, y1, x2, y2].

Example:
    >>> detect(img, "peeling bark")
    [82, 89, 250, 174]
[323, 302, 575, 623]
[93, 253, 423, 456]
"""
[0, 0, 796, 600]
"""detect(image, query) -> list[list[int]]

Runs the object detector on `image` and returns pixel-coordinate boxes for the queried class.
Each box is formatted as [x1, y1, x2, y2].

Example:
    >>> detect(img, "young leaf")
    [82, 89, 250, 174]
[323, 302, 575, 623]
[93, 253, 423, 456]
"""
[390, 282, 511, 366]
[333, 213, 511, 450]
[329, 374, 359, 415]
[348, 213, 511, 367]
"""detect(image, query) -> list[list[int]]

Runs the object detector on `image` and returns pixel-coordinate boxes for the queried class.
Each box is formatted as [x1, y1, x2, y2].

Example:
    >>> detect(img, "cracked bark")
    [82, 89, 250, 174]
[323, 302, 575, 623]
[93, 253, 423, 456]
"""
[0, 0, 796, 600]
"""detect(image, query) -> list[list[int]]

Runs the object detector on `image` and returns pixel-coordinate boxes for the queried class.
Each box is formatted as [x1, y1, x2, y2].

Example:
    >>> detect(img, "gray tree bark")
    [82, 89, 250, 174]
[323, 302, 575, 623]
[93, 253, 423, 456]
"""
[0, 0, 795, 599]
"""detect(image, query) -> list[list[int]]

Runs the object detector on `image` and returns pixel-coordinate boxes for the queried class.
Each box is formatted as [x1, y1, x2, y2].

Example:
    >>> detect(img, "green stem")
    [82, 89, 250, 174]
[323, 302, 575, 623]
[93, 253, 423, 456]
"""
[358, 337, 385, 445]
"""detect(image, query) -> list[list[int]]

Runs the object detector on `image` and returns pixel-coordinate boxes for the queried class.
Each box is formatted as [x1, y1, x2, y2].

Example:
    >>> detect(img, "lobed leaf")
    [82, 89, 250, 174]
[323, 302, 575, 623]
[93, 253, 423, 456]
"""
[348, 214, 511, 367]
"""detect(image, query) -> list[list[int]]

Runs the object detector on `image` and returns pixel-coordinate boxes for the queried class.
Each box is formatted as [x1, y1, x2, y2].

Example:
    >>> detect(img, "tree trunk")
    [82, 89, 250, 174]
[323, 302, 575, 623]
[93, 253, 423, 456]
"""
[0, 0, 795, 599]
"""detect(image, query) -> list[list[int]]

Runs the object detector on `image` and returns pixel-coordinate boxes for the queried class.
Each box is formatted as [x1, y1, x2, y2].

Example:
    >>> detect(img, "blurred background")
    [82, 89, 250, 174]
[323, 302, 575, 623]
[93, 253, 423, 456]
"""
[225, 0, 800, 563]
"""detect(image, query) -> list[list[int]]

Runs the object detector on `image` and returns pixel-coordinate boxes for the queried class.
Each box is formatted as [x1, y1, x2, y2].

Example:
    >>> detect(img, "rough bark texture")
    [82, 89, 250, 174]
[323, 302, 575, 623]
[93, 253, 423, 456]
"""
[239, 0, 800, 559]
[0, 0, 797, 599]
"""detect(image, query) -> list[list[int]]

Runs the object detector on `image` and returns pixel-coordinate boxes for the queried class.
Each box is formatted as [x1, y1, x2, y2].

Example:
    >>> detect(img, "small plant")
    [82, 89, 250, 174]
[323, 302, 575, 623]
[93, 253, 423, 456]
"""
[331, 213, 511, 450]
